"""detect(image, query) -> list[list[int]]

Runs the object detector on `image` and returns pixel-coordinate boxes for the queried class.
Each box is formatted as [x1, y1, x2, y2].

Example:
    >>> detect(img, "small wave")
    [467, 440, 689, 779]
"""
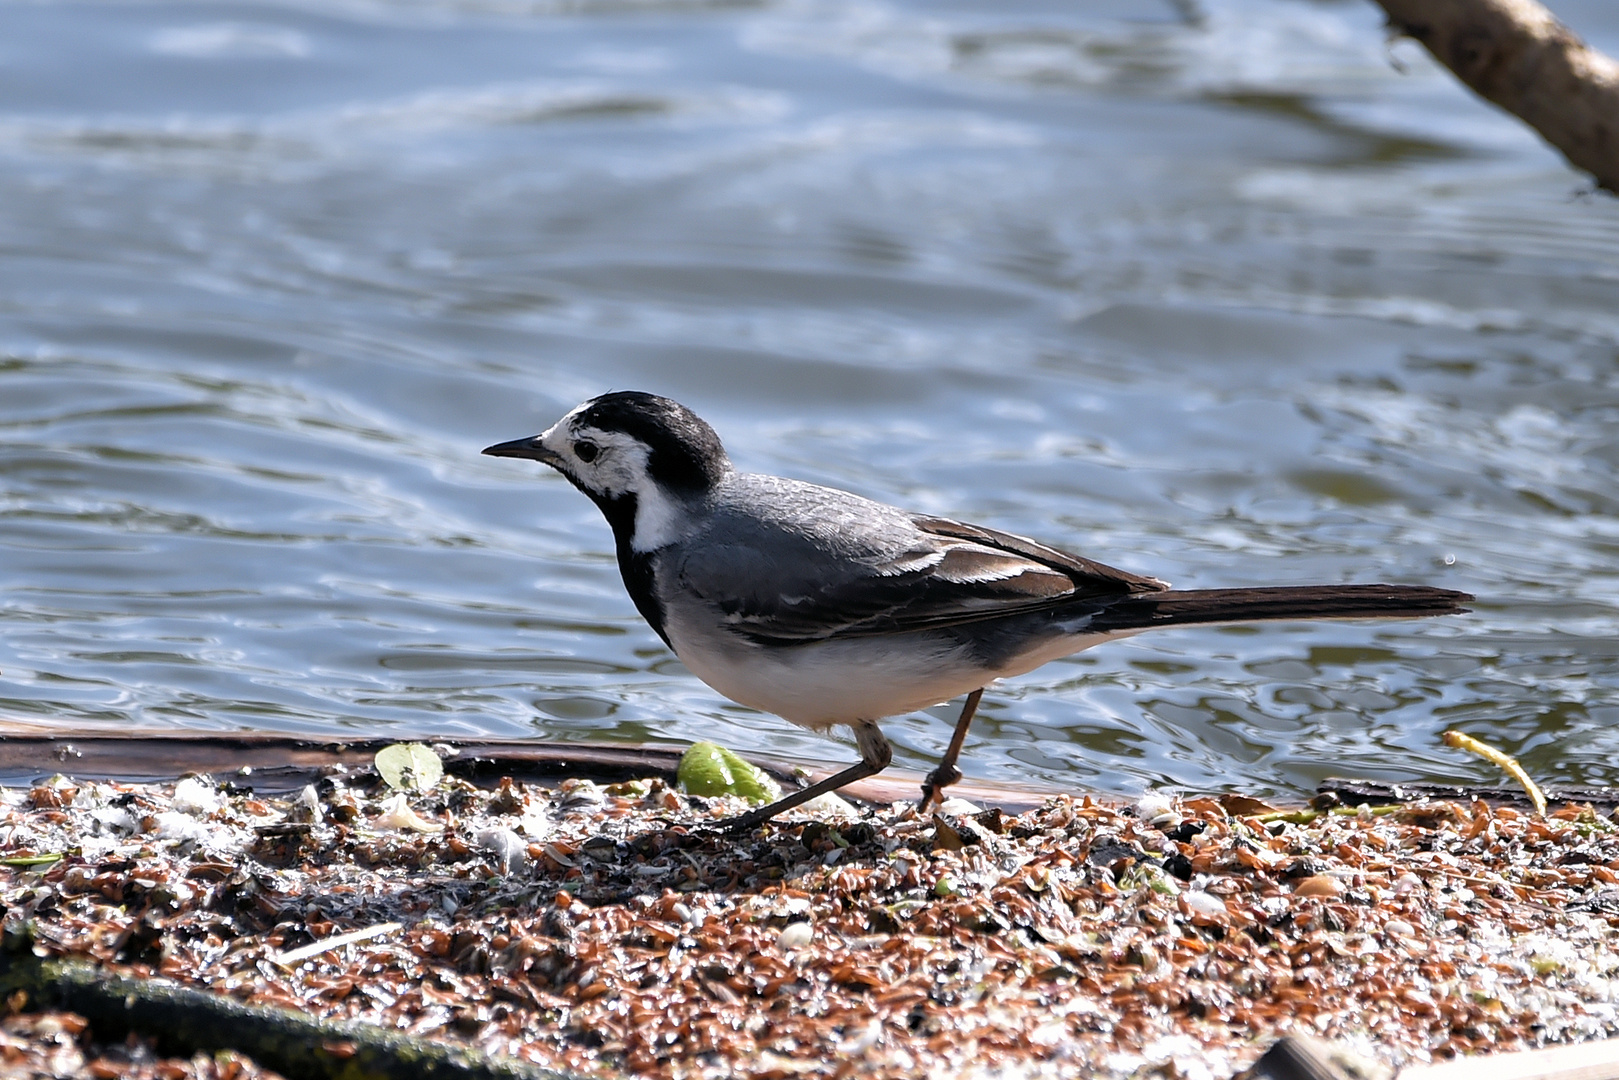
[149, 23, 313, 59]
[0, 81, 788, 178]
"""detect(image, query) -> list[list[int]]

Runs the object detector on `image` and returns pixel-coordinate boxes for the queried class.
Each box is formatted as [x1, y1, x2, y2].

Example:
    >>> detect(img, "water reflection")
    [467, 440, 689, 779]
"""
[0, 0, 1615, 796]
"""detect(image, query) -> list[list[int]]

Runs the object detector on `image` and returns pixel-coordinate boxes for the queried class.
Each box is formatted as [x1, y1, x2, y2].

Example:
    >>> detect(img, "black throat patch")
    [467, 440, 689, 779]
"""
[589, 490, 669, 647]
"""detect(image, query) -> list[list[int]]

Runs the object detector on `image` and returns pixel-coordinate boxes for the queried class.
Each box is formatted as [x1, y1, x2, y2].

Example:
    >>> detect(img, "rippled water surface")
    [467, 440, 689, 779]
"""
[3, 0, 1617, 798]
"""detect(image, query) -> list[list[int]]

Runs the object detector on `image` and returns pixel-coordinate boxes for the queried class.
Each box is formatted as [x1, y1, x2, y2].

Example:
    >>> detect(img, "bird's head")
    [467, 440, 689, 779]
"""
[483, 391, 731, 552]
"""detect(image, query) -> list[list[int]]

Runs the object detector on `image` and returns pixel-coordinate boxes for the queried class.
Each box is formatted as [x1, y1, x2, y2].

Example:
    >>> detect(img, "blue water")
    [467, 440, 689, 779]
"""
[2, 0, 1617, 799]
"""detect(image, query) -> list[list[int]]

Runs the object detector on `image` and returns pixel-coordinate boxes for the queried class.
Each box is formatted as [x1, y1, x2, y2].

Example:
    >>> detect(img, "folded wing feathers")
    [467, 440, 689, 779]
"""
[691, 516, 1169, 645]
[931, 543, 1074, 592]
[913, 515, 1169, 594]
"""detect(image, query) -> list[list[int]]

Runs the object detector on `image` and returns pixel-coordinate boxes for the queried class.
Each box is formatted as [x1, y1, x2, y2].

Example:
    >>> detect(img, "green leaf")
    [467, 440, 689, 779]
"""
[374, 743, 443, 793]
[677, 742, 781, 805]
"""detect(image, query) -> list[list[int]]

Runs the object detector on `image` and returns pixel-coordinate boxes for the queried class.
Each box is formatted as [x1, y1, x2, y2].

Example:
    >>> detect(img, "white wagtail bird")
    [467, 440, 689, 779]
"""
[484, 391, 1471, 832]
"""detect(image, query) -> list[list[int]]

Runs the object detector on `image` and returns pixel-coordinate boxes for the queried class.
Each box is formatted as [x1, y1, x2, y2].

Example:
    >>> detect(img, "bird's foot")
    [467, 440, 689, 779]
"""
[716, 806, 773, 834]
[917, 763, 963, 811]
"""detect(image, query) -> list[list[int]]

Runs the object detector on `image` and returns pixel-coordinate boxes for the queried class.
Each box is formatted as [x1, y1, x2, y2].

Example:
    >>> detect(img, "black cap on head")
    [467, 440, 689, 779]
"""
[574, 391, 730, 494]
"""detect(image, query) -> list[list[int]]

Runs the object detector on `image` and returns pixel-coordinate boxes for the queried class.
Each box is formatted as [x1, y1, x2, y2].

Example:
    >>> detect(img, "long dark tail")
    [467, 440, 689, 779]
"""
[1089, 584, 1472, 634]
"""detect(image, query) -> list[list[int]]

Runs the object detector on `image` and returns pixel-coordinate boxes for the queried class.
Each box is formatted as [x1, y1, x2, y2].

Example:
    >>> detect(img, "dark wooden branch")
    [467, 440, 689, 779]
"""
[0, 731, 1059, 812]
[1318, 776, 1619, 811]
[1372, 0, 1619, 192]
[0, 926, 579, 1080]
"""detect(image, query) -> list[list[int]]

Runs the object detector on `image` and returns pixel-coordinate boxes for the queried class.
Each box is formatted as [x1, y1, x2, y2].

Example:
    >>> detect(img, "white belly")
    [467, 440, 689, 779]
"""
[664, 609, 1121, 731]
[667, 628, 965, 729]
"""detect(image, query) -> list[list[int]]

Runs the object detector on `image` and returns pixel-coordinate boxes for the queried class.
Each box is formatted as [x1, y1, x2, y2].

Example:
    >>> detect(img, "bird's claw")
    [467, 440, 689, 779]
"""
[917, 763, 964, 811]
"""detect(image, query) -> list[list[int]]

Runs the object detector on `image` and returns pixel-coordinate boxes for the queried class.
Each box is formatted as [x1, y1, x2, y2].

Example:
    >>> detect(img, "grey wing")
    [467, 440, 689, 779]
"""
[674, 485, 1167, 645]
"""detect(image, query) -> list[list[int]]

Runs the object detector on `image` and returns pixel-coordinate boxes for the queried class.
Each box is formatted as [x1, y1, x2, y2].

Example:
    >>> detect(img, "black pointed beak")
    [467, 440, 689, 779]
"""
[482, 435, 563, 466]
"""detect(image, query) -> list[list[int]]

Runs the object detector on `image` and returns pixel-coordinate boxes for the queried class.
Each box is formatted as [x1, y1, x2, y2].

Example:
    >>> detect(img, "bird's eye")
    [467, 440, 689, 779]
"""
[573, 441, 599, 463]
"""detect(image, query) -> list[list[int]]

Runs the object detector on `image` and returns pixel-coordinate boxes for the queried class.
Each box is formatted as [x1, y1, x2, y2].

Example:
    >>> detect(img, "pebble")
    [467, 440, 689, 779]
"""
[776, 921, 814, 950]
[1182, 890, 1228, 922]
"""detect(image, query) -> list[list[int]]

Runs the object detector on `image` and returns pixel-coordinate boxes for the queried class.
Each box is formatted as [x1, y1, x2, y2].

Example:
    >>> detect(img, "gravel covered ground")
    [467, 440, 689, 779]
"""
[2, 764, 1618, 1080]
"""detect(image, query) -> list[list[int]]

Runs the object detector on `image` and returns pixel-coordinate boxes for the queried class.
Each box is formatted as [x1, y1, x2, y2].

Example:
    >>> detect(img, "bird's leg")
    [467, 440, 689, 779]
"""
[718, 721, 892, 833]
[918, 688, 984, 812]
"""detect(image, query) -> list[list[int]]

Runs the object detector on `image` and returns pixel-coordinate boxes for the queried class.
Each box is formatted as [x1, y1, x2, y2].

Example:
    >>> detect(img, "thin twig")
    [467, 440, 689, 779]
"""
[1442, 729, 1547, 817]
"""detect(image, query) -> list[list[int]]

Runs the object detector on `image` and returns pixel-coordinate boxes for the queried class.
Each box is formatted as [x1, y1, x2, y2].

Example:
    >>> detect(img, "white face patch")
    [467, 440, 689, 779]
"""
[540, 417, 692, 553]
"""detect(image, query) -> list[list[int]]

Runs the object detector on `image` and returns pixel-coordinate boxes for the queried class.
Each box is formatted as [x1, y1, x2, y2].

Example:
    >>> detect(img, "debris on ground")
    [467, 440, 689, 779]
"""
[2, 765, 1617, 1079]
